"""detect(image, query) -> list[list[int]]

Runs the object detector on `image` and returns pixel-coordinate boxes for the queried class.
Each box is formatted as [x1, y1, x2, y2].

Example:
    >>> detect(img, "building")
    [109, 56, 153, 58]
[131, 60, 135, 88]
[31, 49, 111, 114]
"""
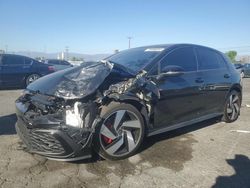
[238, 55, 250, 63]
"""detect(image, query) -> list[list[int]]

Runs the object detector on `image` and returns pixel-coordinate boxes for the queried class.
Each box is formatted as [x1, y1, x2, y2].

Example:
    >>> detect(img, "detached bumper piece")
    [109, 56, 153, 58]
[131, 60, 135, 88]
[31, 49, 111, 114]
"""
[15, 100, 93, 161]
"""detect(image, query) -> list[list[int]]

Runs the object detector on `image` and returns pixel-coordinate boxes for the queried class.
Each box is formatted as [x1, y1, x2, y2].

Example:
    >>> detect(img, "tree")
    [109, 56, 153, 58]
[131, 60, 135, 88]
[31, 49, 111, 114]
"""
[225, 51, 237, 63]
[71, 57, 77, 61]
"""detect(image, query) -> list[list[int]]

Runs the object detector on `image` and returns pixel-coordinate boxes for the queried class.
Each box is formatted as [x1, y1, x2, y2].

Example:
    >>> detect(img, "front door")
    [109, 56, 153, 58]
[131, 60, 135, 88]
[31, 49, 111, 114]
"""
[153, 47, 206, 128]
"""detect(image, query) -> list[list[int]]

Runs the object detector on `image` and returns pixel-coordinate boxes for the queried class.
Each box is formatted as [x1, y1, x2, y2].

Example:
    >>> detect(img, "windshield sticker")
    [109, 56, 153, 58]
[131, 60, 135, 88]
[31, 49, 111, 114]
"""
[145, 48, 165, 52]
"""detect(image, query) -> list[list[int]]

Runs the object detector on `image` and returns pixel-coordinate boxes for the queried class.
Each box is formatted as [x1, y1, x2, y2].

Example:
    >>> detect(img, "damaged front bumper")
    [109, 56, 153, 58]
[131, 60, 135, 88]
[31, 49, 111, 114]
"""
[15, 94, 96, 161]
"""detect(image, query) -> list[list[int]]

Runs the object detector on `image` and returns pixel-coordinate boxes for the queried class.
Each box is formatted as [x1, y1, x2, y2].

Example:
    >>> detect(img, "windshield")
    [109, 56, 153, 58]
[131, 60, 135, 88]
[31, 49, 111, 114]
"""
[106, 47, 164, 73]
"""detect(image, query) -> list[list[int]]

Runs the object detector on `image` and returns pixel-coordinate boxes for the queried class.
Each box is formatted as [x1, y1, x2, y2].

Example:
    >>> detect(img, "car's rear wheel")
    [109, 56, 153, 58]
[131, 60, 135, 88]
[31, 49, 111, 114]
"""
[222, 90, 241, 123]
[94, 102, 145, 160]
[25, 74, 40, 86]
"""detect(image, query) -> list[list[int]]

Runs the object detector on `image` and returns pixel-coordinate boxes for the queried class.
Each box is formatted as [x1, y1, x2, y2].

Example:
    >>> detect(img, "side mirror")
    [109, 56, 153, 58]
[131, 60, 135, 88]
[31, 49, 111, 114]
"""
[156, 65, 184, 80]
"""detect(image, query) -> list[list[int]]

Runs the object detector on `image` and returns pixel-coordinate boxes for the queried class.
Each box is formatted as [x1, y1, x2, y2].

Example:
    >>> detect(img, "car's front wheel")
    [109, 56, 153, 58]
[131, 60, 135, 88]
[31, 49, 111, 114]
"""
[222, 90, 241, 123]
[94, 102, 145, 160]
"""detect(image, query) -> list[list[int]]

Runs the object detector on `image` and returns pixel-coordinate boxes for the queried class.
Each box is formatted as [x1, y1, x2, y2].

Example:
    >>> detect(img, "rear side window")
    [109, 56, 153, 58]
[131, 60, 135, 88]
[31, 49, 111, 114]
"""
[160, 47, 197, 72]
[24, 57, 33, 65]
[197, 48, 225, 70]
[2, 55, 24, 65]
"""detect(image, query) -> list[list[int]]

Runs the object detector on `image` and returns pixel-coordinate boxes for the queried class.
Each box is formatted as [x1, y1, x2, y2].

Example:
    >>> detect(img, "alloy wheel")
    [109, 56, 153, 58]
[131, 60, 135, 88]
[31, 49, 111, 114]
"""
[99, 110, 143, 157]
[26, 74, 40, 86]
[226, 93, 240, 121]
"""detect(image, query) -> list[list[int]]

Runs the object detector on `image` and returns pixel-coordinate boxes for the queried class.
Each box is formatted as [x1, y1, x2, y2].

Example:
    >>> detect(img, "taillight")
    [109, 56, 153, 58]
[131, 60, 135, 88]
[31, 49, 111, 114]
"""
[48, 66, 55, 72]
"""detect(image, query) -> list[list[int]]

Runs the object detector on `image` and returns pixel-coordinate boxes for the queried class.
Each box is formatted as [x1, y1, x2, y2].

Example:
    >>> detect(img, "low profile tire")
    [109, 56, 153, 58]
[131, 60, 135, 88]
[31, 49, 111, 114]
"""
[94, 102, 145, 160]
[25, 74, 40, 86]
[222, 90, 241, 123]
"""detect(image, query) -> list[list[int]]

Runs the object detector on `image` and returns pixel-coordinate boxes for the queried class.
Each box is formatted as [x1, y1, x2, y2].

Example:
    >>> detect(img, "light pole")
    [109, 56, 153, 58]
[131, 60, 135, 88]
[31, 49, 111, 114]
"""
[127, 37, 132, 49]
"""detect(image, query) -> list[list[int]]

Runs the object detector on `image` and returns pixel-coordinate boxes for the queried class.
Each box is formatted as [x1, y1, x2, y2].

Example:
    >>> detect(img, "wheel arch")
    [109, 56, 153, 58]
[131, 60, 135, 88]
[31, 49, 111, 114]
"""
[229, 83, 242, 103]
[23, 73, 41, 87]
[102, 95, 151, 132]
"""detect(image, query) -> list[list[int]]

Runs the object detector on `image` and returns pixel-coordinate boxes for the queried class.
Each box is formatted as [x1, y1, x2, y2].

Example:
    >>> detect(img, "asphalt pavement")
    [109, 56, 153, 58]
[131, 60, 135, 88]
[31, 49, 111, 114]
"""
[0, 79, 250, 188]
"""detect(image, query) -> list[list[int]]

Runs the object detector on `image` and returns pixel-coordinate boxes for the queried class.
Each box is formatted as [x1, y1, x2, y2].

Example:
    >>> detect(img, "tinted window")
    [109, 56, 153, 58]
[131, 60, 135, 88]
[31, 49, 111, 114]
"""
[216, 53, 227, 68]
[2, 55, 24, 65]
[197, 48, 225, 70]
[24, 57, 33, 65]
[160, 47, 197, 72]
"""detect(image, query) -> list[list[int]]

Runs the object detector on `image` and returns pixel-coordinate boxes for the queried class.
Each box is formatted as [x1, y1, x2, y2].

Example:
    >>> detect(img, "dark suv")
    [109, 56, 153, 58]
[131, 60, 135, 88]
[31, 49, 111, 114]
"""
[0, 54, 55, 87]
[15, 44, 242, 161]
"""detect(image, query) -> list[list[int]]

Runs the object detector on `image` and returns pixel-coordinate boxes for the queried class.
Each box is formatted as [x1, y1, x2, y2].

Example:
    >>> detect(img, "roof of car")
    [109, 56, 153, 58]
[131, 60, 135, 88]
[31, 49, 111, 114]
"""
[1, 53, 28, 57]
[130, 43, 221, 53]
[0, 54, 37, 59]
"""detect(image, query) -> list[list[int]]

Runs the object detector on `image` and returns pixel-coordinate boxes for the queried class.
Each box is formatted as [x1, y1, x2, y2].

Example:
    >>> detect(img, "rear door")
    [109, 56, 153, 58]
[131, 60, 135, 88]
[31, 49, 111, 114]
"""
[195, 47, 232, 114]
[153, 47, 206, 128]
[1, 55, 27, 86]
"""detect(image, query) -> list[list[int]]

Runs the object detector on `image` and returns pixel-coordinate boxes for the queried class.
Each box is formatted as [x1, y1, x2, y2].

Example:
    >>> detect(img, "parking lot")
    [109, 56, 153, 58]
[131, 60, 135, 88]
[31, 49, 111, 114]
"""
[0, 79, 249, 188]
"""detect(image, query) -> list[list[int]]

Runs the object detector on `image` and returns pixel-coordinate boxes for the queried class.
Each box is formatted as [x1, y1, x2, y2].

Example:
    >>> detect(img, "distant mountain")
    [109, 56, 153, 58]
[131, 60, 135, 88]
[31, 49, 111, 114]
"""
[12, 51, 111, 61]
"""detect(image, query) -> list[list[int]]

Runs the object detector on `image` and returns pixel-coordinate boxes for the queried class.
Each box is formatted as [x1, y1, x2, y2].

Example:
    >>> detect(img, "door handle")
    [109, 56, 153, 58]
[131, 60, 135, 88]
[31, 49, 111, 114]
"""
[195, 78, 204, 83]
[224, 74, 230, 78]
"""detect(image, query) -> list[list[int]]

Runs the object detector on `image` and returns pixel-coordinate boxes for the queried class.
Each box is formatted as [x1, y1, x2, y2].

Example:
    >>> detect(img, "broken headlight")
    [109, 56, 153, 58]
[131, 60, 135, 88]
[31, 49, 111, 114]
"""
[65, 102, 83, 128]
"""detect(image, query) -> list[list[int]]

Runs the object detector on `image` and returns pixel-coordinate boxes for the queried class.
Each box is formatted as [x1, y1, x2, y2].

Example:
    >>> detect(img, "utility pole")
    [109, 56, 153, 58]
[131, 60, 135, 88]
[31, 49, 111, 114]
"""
[127, 37, 132, 49]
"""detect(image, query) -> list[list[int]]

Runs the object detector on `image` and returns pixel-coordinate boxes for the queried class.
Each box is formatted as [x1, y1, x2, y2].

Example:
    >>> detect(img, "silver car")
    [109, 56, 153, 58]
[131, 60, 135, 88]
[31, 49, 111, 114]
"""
[44, 59, 73, 71]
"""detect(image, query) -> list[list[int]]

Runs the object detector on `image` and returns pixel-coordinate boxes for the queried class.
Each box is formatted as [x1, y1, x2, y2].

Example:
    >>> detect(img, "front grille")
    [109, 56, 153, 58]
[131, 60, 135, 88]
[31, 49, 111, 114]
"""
[16, 120, 65, 154]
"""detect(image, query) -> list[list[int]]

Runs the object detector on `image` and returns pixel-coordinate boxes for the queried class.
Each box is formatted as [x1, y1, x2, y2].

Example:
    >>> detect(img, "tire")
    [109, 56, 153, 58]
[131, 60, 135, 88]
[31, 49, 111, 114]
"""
[25, 74, 40, 87]
[222, 90, 241, 123]
[94, 102, 145, 160]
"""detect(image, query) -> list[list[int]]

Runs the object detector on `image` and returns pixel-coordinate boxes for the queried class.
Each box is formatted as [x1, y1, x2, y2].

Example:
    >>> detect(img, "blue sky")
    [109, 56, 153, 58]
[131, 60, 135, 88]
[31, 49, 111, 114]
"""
[0, 0, 250, 54]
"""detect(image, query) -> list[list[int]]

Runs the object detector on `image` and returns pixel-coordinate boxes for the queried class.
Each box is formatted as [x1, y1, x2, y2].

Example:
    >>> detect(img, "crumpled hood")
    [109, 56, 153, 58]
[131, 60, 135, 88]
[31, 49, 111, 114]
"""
[27, 61, 114, 99]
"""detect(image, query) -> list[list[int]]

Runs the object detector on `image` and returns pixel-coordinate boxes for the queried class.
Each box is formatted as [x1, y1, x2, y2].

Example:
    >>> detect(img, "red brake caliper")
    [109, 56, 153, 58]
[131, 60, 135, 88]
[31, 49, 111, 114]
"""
[102, 123, 113, 144]
[102, 135, 113, 144]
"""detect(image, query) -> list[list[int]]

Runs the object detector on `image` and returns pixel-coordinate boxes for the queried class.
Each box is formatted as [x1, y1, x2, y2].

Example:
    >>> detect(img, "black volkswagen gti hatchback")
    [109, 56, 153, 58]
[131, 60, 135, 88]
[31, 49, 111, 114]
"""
[15, 44, 242, 161]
